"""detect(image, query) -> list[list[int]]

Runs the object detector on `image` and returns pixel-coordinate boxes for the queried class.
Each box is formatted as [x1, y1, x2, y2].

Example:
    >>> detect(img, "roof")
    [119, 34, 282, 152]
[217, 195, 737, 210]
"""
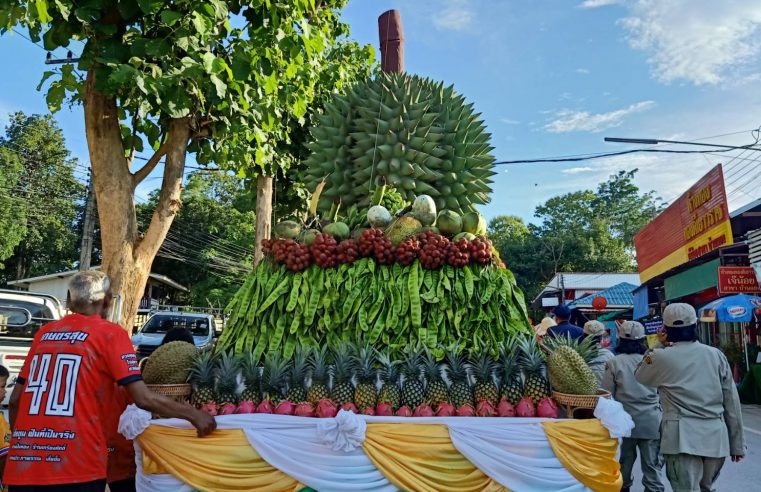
[533, 272, 641, 303]
[567, 282, 638, 309]
[7, 267, 188, 293]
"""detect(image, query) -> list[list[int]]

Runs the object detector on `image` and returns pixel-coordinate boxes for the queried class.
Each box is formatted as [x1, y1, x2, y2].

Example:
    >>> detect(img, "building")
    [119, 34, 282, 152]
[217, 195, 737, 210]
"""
[532, 272, 640, 310]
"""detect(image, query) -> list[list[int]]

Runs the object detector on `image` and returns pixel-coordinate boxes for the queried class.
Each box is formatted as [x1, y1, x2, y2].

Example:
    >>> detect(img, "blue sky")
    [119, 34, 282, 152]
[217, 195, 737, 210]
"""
[2, 0, 761, 222]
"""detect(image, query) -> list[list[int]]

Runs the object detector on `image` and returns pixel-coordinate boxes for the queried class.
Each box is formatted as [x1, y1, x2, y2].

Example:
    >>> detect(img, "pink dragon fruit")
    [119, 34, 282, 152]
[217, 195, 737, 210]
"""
[516, 397, 536, 417]
[294, 402, 315, 417]
[235, 401, 256, 414]
[413, 403, 434, 417]
[497, 398, 516, 417]
[395, 405, 413, 417]
[256, 400, 275, 414]
[340, 402, 359, 414]
[435, 402, 456, 417]
[456, 404, 476, 417]
[537, 397, 559, 418]
[362, 406, 376, 416]
[476, 400, 497, 417]
[315, 399, 338, 418]
[201, 402, 218, 416]
[275, 400, 296, 416]
[219, 402, 237, 415]
[375, 402, 394, 416]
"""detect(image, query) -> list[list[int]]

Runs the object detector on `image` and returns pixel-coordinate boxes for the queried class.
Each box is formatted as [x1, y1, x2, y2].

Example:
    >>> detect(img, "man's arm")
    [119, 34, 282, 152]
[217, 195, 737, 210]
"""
[718, 354, 745, 460]
[8, 384, 22, 430]
[125, 380, 216, 437]
[634, 349, 663, 387]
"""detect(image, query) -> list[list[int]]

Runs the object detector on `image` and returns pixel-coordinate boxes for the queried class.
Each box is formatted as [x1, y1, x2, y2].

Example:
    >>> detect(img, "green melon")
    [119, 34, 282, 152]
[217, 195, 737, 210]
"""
[323, 222, 350, 240]
[436, 211, 462, 236]
[367, 205, 393, 228]
[386, 216, 423, 245]
[454, 232, 476, 241]
[301, 229, 320, 245]
[411, 195, 437, 226]
[274, 220, 301, 239]
[462, 212, 487, 235]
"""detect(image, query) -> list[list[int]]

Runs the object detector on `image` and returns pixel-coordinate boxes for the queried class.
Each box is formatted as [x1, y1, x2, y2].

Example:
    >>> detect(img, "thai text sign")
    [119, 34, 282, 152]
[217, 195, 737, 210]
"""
[718, 266, 761, 294]
[634, 165, 733, 283]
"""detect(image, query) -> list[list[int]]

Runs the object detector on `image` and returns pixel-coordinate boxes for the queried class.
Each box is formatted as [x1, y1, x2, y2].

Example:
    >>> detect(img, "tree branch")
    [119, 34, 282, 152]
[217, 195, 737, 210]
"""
[132, 142, 169, 185]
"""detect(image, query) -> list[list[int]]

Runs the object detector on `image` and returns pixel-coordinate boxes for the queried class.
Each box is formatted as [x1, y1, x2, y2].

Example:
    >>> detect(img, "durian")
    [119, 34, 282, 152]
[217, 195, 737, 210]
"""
[546, 345, 598, 395]
[142, 341, 198, 385]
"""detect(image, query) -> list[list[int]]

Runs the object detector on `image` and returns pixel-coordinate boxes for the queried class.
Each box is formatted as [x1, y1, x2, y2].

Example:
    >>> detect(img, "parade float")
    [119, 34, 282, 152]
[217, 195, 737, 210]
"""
[124, 10, 630, 492]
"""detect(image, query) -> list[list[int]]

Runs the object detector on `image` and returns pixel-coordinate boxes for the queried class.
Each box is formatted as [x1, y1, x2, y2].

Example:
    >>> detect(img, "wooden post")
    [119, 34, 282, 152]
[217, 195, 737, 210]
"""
[253, 175, 274, 267]
[379, 10, 404, 73]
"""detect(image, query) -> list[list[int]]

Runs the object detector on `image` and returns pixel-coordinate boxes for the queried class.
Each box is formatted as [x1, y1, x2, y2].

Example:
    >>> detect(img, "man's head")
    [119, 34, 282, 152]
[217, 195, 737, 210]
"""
[553, 305, 571, 322]
[663, 303, 698, 342]
[67, 270, 112, 318]
[0, 364, 9, 402]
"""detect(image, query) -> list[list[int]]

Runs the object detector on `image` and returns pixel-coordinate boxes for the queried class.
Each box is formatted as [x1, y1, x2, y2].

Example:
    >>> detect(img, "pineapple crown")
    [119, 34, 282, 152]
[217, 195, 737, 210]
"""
[401, 346, 422, 380]
[309, 345, 331, 384]
[262, 352, 291, 399]
[377, 351, 401, 383]
[188, 349, 216, 387]
[518, 337, 546, 375]
[470, 349, 496, 382]
[331, 343, 356, 383]
[353, 343, 378, 384]
[240, 351, 261, 387]
[422, 347, 443, 381]
[499, 339, 520, 380]
[444, 349, 469, 384]
[289, 344, 309, 387]
[215, 350, 244, 396]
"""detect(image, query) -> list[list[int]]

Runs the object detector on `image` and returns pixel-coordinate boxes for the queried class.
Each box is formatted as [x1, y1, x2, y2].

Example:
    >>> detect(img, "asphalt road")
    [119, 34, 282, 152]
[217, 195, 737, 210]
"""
[630, 404, 761, 491]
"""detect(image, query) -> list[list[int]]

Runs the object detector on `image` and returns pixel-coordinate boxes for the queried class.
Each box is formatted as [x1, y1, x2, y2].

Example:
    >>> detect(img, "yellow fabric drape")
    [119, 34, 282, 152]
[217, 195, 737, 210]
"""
[543, 419, 622, 492]
[363, 423, 508, 492]
[138, 426, 301, 492]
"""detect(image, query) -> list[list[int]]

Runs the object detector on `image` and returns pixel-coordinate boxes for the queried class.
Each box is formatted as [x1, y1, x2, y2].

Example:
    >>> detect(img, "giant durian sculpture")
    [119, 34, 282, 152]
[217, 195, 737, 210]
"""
[303, 73, 496, 215]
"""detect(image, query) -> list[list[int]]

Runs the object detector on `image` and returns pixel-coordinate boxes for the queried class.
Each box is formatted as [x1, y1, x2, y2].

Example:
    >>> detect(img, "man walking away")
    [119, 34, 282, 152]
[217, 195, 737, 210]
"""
[547, 305, 584, 340]
[602, 321, 663, 492]
[635, 303, 745, 492]
[4, 271, 216, 492]
[584, 320, 615, 384]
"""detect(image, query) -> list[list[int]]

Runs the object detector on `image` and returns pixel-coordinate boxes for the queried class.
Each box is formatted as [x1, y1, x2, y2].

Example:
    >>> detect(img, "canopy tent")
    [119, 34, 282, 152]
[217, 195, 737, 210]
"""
[698, 294, 761, 372]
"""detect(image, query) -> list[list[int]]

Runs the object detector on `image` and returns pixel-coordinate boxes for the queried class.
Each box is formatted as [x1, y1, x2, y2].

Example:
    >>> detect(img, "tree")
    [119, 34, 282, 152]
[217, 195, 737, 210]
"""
[1, 1, 374, 328]
[0, 148, 26, 268]
[0, 113, 84, 283]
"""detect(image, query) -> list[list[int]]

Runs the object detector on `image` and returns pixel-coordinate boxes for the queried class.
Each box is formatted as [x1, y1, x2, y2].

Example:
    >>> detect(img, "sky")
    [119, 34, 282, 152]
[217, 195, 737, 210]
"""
[2, 0, 761, 223]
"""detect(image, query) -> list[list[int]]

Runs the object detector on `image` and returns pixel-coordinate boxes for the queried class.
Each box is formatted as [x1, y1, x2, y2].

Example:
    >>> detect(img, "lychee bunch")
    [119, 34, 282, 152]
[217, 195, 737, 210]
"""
[271, 239, 297, 265]
[358, 228, 385, 257]
[446, 239, 471, 267]
[419, 232, 449, 270]
[311, 233, 339, 268]
[285, 243, 311, 272]
[337, 239, 359, 264]
[470, 237, 493, 265]
[396, 237, 420, 266]
[374, 234, 395, 265]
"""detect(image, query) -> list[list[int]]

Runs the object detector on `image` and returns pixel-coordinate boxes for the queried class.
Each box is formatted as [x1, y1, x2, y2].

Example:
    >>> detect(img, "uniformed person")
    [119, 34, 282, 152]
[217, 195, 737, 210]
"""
[635, 303, 745, 492]
[583, 320, 615, 384]
[602, 321, 664, 492]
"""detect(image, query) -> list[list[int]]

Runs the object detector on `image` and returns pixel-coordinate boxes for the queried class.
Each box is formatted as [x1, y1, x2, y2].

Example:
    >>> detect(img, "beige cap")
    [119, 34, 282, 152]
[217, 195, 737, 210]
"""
[619, 320, 646, 340]
[663, 303, 697, 327]
[583, 320, 606, 336]
[534, 317, 557, 336]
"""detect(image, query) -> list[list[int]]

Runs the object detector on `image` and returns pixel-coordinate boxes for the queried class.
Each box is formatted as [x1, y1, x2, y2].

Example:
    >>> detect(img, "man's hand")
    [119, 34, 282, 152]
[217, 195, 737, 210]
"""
[731, 455, 744, 462]
[657, 328, 670, 347]
[189, 409, 217, 437]
[127, 380, 216, 437]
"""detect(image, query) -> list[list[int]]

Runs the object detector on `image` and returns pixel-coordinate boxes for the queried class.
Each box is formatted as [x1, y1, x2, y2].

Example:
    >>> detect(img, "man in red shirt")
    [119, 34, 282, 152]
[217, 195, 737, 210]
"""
[4, 271, 215, 491]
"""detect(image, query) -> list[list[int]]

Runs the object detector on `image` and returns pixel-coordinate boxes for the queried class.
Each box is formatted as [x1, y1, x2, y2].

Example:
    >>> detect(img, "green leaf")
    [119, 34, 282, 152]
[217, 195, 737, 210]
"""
[35, 0, 52, 23]
[192, 11, 212, 35]
[210, 74, 227, 97]
[165, 86, 191, 118]
[45, 82, 65, 112]
[292, 96, 307, 119]
[160, 10, 183, 26]
[202, 52, 215, 73]
[137, 0, 163, 14]
[36, 71, 56, 92]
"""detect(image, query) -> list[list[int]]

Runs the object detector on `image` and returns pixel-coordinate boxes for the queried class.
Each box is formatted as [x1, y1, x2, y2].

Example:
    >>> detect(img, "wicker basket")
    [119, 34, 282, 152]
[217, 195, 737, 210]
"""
[145, 383, 192, 418]
[552, 389, 611, 418]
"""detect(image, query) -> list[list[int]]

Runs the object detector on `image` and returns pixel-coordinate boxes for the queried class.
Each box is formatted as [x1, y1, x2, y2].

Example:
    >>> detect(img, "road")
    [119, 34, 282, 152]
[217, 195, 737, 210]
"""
[630, 404, 761, 491]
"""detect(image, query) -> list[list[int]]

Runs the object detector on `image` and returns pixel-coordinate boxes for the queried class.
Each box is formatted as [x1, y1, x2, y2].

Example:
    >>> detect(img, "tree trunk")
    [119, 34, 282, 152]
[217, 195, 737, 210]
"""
[253, 175, 273, 266]
[84, 70, 190, 330]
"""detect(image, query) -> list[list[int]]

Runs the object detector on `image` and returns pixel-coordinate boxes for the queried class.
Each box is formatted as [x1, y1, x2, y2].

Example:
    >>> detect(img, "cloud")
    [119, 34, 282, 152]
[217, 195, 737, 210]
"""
[562, 166, 596, 174]
[619, 1, 761, 85]
[543, 100, 656, 133]
[433, 0, 475, 32]
[579, 0, 622, 9]
[575, 68, 590, 74]
[500, 118, 520, 125]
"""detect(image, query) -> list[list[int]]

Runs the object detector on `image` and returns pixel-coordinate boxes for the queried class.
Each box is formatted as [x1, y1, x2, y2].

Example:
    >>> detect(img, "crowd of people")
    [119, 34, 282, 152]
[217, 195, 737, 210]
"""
[536, 303, 746, 492]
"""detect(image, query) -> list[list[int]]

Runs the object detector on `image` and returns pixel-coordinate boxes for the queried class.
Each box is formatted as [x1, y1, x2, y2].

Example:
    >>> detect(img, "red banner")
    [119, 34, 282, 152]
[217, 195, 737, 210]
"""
[634, 165, 733, 282]
[718, 266, 761, 294]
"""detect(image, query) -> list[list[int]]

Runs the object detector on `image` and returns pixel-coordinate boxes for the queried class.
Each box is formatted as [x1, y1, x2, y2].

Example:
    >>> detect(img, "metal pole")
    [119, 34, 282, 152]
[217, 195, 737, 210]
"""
[560, 273, 565, 304]
[79, 177, 95, 271]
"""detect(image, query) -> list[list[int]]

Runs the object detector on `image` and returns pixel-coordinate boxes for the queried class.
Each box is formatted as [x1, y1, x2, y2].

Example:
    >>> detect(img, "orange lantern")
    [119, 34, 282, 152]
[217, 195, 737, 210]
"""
[592, 296, 608, 311]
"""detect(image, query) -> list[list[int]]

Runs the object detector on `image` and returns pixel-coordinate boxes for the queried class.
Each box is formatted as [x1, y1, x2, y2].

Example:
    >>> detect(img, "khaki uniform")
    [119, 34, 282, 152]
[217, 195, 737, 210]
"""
[635, 341, 746, 492]
[603, 353, 664, 491]
[590, 347, 615, 385]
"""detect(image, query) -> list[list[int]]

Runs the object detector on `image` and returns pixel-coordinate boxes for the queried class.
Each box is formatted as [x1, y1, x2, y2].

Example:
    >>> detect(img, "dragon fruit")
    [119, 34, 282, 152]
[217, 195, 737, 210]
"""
[201, 402, 218, 416]
[294, 402, 316, 417]
[235, 401, 255, 414]
[516, 397, 536, 417]
[275, 400, 296, 415]
[340, 402, 359, 414]
[456, 404, 476, 417]
[413, 403, 434, 417]
[537, 397, 559, 418]
[435, 402, 456, 417]
[395, 405, 413, 417]
[376, 402, 394, 416]
[497, 398, 515, 417]
[476, 400, 497, 417]
[256, 400, 275, 414]
[219, 403, 237, 415]
[362, 406, 376, 416]
[316, 399, 338, 418]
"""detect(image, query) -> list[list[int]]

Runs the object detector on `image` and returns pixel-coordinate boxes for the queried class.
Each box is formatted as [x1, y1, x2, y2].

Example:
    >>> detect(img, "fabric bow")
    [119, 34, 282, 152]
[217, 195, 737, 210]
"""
[316, 409, 367, 452]
[119, 404, 153, 440]
[594, 396, 634, 438]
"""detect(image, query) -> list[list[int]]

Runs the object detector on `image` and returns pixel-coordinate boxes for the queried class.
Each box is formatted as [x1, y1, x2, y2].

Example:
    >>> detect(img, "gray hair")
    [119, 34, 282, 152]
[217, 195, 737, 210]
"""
[68, 270, 111, 304]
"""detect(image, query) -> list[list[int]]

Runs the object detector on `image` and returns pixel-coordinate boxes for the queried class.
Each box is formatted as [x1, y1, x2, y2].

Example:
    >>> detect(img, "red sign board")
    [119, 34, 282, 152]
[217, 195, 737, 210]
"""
[634, 165, 733, 282]
[718, 266, 761, 294]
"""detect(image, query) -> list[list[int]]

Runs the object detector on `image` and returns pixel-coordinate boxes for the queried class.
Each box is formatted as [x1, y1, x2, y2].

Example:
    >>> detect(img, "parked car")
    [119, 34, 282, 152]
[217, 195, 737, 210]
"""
[131, 312, 217, 359]
[0, 289, 66, 406]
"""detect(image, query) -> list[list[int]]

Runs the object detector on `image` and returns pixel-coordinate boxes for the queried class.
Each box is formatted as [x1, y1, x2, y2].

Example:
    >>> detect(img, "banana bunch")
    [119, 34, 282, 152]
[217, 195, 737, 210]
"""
[303, 73, 496, 216]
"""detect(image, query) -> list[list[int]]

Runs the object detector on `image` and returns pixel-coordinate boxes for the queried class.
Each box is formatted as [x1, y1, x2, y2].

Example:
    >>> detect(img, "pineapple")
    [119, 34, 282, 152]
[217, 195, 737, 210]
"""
[330, 343, 356, 405]
[353, 343, 378, 410]
[400, 347, 424, 409]
[307, 346, 331, 404]
[215, 351, 242, 406]
[239, 351, 261, 404]
[422, 347, 449, 406]
[377, 351, 402, 410]
[519, 337, 550, 403]
[188, 350, 216, 407]
[499, 339, 524, 405]
[471, 348, 498, 406]
[262, 352, 290, 404]
[445, 348, 473, 408]
[286, 344, 309, 403]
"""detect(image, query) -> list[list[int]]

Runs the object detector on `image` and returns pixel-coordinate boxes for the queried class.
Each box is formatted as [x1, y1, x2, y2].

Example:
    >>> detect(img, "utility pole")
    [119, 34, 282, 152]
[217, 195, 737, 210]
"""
[559, 273, 565, 304]
[79, 176, 95, 271]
